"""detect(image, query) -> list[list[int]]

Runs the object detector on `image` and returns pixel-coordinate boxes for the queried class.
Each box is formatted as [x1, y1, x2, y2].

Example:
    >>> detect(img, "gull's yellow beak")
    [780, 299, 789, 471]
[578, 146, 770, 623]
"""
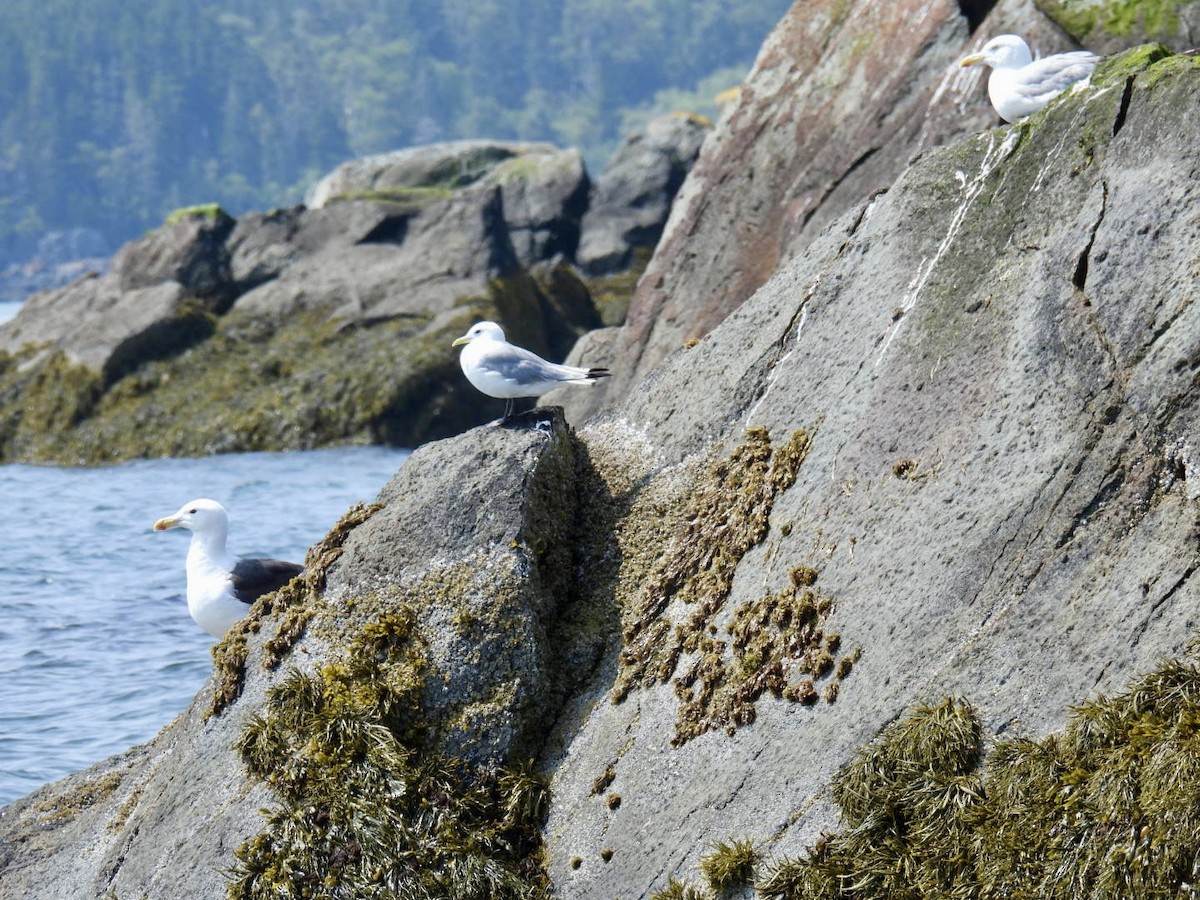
[959, 53, 984, 68]
[451, 335, 471, 347]
[153, 516, 180, 532]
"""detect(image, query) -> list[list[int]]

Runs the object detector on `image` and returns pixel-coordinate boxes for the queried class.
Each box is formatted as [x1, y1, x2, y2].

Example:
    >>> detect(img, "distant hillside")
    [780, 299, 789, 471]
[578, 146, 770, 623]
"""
[0, 0, 788, 266]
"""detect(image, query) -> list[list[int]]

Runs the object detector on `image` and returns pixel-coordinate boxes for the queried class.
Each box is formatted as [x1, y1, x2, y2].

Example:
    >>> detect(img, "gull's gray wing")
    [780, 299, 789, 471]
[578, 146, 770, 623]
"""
[1014, 52, 1099, 100]
[475, 343, 582, 383]
[230, 557, 303, 604]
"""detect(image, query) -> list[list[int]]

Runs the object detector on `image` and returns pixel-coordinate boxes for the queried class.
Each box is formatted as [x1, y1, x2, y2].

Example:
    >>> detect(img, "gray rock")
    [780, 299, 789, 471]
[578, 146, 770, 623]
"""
[225, 206, 305, 292]
[0, 273, 211, 383]
[545, 47, 1200, 896]
[306, 140, 554, 206]
[324, 409, 592, 766]
[560, 0, 1081, 422]
[112, 210, 235, 311]
[577, 113, 711, 276]
[305, 140, 589, 268]
[230, 188, 519, 322]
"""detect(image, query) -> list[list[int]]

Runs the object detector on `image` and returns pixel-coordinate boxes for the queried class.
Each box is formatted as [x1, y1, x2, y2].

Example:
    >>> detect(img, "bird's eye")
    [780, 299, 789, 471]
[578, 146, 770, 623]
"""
[188, 508, 197, 514]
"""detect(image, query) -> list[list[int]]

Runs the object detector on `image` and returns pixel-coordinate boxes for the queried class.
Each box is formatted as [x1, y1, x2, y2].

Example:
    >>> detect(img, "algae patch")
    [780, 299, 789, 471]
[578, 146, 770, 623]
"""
[611, 427, 856, 745]
[751, 651, 1200, 898]
[230, 604, 549, 900]
[27, 770, 123, 827]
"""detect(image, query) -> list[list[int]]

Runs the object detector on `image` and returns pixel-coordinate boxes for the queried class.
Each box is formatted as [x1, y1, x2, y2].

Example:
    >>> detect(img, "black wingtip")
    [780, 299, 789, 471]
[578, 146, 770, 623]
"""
[587, 368, 612, 379]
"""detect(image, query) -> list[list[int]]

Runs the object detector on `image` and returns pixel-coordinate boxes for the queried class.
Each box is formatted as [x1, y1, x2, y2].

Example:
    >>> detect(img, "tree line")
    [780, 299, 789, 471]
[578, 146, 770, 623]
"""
[0, 0, 788, 263]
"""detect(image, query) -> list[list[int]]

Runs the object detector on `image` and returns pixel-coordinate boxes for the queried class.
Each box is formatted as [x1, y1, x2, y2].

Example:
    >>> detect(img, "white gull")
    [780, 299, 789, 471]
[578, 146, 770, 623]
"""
[451, 320, 610, 422]
[959, 34, 1099, 123]
[154, 498, 303, 638]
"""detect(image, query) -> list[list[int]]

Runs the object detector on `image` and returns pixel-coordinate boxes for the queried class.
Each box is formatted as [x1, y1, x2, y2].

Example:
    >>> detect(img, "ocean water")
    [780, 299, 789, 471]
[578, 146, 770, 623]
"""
[0, 301, 21, 324]
[0, 446, 410, 806]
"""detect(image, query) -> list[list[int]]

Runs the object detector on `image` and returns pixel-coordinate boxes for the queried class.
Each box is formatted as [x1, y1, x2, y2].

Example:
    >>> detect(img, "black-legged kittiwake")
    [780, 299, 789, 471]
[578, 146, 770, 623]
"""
[451, 321, 610, 423]
[959, 34, 1099, 123]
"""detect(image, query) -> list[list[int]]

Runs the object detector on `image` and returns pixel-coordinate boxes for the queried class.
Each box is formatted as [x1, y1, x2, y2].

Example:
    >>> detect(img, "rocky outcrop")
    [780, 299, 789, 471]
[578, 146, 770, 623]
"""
[554, 0, 1094, 421]
[576, 113, 711, 276]
[0, 146, 607, 462]
[307, 140, 591, 266]
[0, 413, 594, 898]
[0, 122, 709, 464]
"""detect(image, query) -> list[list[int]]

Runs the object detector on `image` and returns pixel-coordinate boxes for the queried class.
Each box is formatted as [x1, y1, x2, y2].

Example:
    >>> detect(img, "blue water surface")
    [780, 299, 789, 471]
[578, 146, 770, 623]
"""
[0, 446, 409, 805]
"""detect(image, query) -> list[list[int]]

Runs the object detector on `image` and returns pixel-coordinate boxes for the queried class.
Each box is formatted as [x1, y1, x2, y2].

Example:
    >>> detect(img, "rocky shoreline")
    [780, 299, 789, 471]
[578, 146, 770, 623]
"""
[0, 115, 708, 464]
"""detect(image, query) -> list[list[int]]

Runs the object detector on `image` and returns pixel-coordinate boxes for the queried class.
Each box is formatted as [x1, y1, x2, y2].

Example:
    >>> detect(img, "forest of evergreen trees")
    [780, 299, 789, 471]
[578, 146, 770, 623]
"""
[0, 0, 790, 264]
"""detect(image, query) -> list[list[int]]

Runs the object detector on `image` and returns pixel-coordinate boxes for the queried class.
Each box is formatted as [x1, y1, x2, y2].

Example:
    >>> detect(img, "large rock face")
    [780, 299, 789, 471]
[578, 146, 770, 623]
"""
[556, 0, 1094, 420]
[543, 46, 1200, 896]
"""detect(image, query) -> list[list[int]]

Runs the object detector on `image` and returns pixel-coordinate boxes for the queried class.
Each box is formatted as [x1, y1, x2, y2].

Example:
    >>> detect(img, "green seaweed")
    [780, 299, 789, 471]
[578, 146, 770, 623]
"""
[0, 309, 480, 465]
[751, 651, 1200, 898]
[230, 603, 550, 900]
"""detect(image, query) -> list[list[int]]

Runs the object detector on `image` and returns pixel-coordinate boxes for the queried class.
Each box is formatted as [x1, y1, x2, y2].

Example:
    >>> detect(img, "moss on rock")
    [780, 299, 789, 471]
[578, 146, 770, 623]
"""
[700, 837, 760, 892]
[1090, 42, 1175, 87]
[1036, 0, 1182, 42]
[326, 186, 454, 209]
[164, 203, 232, 227]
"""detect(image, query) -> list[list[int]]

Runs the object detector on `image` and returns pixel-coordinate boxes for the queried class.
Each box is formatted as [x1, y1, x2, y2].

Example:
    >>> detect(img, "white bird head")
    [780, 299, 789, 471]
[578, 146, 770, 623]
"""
[154, 498, 229, 535]
[452, 321, 506, 347]
[959, 34, 1033, 70]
